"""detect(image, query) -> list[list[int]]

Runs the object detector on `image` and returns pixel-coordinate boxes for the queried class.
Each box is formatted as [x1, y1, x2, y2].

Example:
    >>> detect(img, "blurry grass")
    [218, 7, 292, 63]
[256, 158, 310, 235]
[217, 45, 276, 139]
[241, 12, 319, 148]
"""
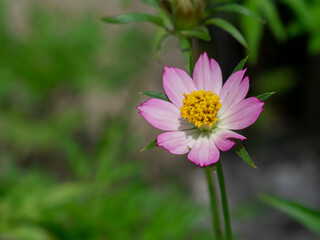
[0, 119, 213, 240]
[0, 1, 212, 239]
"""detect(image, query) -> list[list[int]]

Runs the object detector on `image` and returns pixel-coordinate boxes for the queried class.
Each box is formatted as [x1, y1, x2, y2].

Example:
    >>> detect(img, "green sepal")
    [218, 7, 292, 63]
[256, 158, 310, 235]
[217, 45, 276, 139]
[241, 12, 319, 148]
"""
[260, 194, 320, 234]
[140, 139, 157, 152]
[231, 56, 248, 74]
[233, 139, 258, 169]
[205, 18, 249, 48]
[256, 92, 276, 101]
[212, 3, 265, 23]
[140, 91, 170, 101]
[101, 13, 163, 26]
[181, 26, 211, 41]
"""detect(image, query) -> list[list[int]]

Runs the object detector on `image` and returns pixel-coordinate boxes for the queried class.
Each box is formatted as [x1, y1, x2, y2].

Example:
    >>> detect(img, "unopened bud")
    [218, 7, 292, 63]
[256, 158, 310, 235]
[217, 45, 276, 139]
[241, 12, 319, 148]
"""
[160, 0, 206, 30]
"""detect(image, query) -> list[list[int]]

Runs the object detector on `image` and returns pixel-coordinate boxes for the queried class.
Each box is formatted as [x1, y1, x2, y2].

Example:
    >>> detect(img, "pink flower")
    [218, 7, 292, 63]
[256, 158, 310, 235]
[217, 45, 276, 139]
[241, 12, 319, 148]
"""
[137, 52, 264, 167]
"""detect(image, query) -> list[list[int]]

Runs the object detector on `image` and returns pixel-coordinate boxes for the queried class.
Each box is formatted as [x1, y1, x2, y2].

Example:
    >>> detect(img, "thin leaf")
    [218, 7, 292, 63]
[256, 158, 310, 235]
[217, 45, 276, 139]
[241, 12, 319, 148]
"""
[140, 91, 170, 101]
[233, 139, 258, 169]
[101, 13, 163, 26]
[140, 139, 157, 152]
[179, 37, 193, 75]
[205, 18, 249, 48]
[281, 0, 312, 31]
[259, 0, 286, 42]
[240, 1, 263, 63]
[231, 56, 248, 74]
[140, 0, 160, 7]
[213, 3, 265, 23]
[260, 194, 320, 234]
[256, 91, 276, 101]
[181, 26, 211, 41]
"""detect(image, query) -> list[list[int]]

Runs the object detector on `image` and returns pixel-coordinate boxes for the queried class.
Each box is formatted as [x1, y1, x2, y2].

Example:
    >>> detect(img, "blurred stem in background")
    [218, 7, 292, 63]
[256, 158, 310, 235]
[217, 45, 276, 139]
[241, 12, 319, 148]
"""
[216, 161, 232, 240]
[205, 167, 222, 239]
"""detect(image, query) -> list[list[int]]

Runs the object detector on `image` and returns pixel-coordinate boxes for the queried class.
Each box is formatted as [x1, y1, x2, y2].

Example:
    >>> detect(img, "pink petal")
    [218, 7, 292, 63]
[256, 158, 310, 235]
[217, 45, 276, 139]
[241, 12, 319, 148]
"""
[187, 133, 220, 167]
[137, 98, 194, 131]
[212, 128, 246, 151]
[193, 52, 223, 95]
[218, 97, 264, 130]
[163, 66, 197, 108]
[157, 129, 200, 155]
[218, 76, 249, 116]
[219, 69, 246, 106]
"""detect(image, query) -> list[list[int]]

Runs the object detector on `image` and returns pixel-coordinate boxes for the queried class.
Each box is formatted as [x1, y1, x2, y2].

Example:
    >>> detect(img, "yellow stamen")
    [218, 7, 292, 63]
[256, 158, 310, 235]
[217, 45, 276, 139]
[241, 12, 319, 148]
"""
[180, 90, 222, 128]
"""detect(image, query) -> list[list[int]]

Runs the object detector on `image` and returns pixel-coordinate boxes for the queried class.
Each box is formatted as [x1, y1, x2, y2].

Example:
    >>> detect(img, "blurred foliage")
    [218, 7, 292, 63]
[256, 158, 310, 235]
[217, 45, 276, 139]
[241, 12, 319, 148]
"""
[260, 194, 320, 235]
[0, 120, 213, 240]
[207, 0, 320, 62]
[239, 0, 320, 62]
[0, 1, 212, 239]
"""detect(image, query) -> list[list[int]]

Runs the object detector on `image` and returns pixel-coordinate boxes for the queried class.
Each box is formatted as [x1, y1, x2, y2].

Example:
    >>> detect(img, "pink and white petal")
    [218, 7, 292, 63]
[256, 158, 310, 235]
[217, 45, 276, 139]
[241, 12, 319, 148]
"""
[188, 133, 220, 167]
[218, 76, 249, 116]
[193, 52, 223, 94]
[212, 128, 246, 151]
[163, 66, 197, 108]
[157, 129, 200, 155]
[218, 97, 264, 130]
[219, 69, 246, 105]
[137, 98, 194, 131]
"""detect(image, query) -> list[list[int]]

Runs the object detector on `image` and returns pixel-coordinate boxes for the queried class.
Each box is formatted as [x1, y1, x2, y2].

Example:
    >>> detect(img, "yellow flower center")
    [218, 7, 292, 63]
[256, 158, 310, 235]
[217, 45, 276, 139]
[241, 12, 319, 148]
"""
[180, 90, 222, 128]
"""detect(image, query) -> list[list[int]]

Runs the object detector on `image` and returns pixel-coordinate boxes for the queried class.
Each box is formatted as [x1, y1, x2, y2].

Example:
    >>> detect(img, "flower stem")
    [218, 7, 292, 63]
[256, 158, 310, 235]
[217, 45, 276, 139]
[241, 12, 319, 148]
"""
[205, 167, 222, 239]
[216, 160, 232, 240]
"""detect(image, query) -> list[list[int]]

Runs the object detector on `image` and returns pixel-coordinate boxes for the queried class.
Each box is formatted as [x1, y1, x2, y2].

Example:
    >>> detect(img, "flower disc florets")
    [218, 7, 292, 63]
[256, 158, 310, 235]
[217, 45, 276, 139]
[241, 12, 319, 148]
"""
[180, 90, 222, 128]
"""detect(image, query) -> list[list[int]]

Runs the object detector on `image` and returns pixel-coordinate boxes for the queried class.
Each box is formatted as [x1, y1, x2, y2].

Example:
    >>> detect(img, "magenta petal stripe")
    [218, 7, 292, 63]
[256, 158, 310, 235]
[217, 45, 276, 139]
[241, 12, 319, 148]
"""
[193, 52, 223, 94]
[218, 97, 264, 130]
[212, 128, 246, 151]
[137, 98, 194, 131]
[188, 133, 220, 167]
[163, 66, 197, 108]
[157, 129, 200, 155]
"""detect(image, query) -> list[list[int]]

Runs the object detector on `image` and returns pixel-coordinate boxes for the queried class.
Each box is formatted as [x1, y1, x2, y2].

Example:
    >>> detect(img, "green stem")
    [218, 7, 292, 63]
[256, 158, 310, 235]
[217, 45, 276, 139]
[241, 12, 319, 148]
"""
[216, 160, 232, 240]
[205, 167, 223, 240]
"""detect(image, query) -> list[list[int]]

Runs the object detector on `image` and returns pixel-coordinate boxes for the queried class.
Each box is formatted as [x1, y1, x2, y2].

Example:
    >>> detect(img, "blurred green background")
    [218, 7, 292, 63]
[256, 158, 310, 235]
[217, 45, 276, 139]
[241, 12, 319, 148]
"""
[0, 0, 319, 240]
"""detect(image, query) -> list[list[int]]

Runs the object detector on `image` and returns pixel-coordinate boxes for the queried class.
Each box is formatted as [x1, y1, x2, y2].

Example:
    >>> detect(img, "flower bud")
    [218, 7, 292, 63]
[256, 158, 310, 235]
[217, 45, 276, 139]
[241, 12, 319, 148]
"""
[160, 0, 206, 30]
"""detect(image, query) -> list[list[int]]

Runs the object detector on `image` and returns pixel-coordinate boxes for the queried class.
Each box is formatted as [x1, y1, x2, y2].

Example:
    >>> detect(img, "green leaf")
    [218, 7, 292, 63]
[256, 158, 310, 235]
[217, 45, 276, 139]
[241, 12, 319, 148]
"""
[140, 91, 170, 101]
[233, 139, 258, 169]
[140, 139, 157, 152]
[259, 0, 286, 42]
[101, 13, 163, 26]
[281, 0, 313, 31]
[231, 56, 248, 74]
[256, 91, 276, 101]
[181, 26, 211, 41]
[140, 0, 160, 7]
[240, 0, 264, 63]
[260, 194, 320, 234]
[205, 18, 249, 48]
[213, 3, 265, 23]
[179, 37, 194, 75]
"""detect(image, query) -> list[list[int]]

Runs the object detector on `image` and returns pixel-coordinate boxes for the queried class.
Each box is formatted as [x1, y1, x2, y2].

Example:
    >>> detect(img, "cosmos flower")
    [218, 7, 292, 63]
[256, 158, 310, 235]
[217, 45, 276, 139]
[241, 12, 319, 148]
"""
[137, 52, 264, 167]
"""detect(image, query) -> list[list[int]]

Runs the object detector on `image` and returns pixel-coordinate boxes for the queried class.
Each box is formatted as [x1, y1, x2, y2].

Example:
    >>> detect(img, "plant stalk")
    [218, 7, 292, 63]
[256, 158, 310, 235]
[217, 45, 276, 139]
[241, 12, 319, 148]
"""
[205, 167, 223, 239]
[216, 160, 232, 240]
